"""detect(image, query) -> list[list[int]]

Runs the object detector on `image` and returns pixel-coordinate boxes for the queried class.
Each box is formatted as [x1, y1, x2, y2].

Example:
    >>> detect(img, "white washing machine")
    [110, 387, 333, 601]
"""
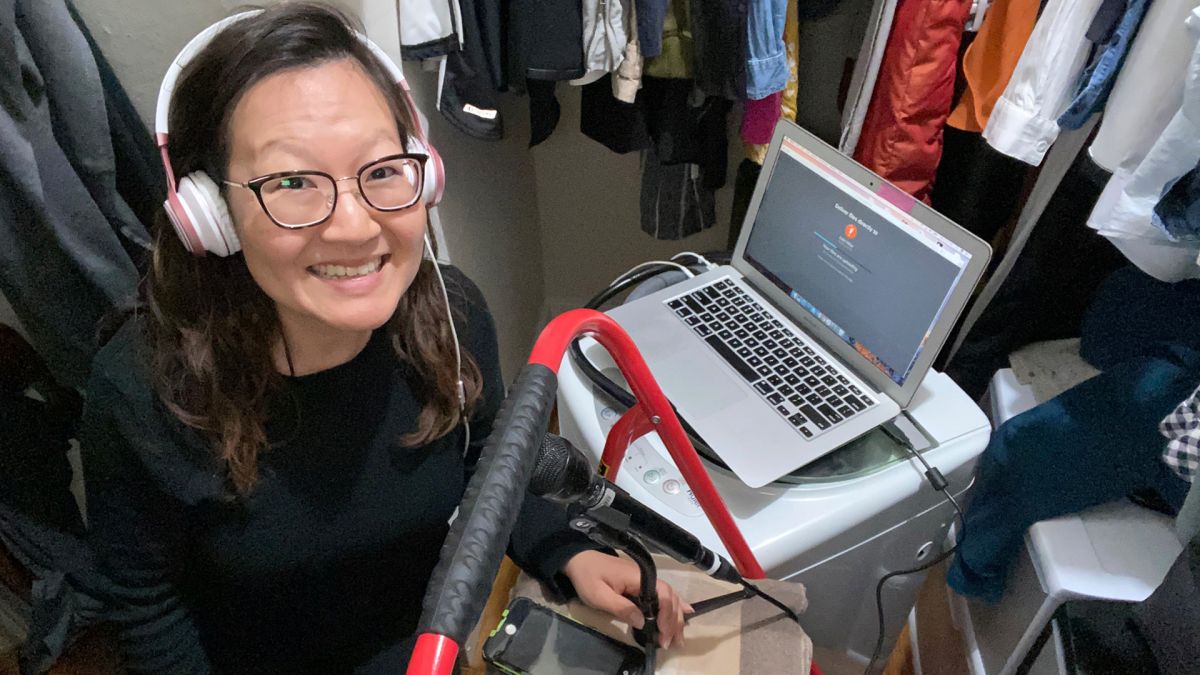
[555, 338, 992, 673]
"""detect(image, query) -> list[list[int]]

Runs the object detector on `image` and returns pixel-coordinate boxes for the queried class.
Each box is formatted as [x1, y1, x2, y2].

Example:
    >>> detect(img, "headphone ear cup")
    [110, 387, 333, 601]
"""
[408, 135, 444, 207]
[178, 172, 240, 257]
[425, 142, 445, 206]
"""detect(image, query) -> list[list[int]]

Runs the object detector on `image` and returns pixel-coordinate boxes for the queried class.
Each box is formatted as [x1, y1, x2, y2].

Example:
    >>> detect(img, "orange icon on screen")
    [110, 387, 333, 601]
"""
[844, 224, 858, 239]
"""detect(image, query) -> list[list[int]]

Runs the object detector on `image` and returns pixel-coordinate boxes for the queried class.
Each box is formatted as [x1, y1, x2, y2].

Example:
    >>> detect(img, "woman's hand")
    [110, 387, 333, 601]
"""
[561, 550, 694, 648]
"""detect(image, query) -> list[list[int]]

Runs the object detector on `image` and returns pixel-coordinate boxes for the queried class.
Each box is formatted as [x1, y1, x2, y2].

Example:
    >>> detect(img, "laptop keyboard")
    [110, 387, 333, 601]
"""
[667, 278, 876, 439]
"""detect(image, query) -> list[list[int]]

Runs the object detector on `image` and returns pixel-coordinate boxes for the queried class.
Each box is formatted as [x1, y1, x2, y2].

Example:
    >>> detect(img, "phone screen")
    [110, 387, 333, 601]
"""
[491, 602, 642, 675]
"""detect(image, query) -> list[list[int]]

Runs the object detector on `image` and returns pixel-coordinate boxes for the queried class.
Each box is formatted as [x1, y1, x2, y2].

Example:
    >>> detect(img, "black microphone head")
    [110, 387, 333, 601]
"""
[529, 434, 594, 503]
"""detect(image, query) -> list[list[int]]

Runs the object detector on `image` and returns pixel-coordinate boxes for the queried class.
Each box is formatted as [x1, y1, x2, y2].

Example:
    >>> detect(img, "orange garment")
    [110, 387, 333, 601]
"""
[853, 0, 972, 203]
[947, 0, 1041, 132]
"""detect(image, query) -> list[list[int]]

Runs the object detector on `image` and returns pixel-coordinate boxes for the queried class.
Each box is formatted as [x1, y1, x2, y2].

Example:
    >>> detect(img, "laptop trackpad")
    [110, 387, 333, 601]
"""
[656, 353, 747, 418]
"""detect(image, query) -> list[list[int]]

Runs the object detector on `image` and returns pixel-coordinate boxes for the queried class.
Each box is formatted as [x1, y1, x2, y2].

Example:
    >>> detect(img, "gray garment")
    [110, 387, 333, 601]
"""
[639, 145, 716, 240]
[0, 0, 144, 389]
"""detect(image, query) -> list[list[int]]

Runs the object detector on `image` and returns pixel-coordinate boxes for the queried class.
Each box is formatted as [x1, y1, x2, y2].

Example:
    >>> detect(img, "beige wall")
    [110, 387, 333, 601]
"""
[73, 0, 547, 378]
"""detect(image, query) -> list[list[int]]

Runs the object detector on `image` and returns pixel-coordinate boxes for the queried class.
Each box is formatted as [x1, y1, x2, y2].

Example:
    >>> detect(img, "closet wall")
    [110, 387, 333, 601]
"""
[73, 0, 548, 377]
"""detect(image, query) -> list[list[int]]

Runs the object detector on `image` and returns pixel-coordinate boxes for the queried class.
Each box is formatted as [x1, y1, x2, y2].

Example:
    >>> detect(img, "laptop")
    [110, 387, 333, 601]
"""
[607, 121, 991, 488]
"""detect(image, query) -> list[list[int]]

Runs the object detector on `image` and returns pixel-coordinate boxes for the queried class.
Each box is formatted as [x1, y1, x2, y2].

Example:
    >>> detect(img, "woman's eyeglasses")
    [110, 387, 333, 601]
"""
[223, 153, 428, 229]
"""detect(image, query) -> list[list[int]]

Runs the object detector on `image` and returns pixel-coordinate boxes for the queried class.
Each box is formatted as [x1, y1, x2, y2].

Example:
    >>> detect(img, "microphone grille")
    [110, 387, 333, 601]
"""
[529, 433, 570, 496]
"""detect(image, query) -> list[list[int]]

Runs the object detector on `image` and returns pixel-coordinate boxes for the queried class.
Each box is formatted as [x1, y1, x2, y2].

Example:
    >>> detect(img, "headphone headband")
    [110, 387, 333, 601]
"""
[155, 10, 411, 138]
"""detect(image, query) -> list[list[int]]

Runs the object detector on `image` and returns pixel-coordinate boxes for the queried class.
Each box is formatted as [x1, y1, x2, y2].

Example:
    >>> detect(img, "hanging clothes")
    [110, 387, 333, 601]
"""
[691, 0, 748, 100]
[1154, 160, 1200, 241]
[572, 0, 630, 85]
[930, 126, 1031, 241]
[741, 92, 782, 145]
[1088, 0, 1199, 174]
[852, 0, 973, 202]
[438, 0, 505, 141]
[1057, 0, 1153, 130]
[511, 0, 586, 146]
[400, 0, 462, 60]
[981, 0, 1104, 165]
[580, 74, 652, 154]
[946, 0, 1040, 133]
[745, 0, 788, 100]
[640, 147, 717, 240]
[743, 0, 800, 163]
[1, 0, 150, 389]
[644, 0, 694, 79]
[1087, 6, 1200, 282]
[637, 0, 671, 58]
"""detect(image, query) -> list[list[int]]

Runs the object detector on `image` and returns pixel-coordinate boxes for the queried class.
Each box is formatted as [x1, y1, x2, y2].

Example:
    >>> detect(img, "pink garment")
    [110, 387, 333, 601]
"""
[741, 92, 783, 145]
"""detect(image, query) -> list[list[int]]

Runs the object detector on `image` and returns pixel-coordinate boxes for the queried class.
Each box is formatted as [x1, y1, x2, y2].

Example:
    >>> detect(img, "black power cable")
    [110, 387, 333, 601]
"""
[861, 442, 967, 674]
[569, 263, 733, 470]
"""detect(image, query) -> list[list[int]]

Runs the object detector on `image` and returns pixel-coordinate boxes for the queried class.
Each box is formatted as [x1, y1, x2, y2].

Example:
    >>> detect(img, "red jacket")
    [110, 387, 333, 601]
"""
[853, 0, 972, 203]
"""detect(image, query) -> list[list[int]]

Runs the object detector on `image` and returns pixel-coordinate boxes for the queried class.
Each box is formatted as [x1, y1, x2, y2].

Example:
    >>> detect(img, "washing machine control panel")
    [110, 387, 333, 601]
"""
[600, 405, 704, 518]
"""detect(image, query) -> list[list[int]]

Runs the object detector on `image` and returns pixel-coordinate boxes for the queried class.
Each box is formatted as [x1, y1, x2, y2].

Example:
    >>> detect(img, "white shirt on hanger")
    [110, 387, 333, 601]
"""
[981, 0, 1103, 165]
[1087, 6, 1200, 283]
[571, 0, 629, 86]
[1089, 0, 1200, 174]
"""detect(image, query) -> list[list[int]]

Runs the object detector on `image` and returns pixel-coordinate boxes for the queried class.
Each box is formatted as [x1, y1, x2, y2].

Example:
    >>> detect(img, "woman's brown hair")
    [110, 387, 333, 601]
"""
[146, 2, 482, 494]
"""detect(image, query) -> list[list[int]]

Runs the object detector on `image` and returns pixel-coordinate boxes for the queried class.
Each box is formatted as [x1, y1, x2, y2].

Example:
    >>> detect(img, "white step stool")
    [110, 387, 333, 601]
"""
[948, 368, 1183, 675]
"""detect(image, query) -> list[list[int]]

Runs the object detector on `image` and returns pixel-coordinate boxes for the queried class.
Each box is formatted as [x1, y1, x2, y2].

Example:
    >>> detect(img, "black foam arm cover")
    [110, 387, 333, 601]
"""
[416, 363, 558, 645]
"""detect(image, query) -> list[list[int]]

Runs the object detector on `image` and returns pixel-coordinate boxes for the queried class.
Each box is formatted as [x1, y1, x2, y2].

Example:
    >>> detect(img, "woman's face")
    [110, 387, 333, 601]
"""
[224, 58, 426, 336]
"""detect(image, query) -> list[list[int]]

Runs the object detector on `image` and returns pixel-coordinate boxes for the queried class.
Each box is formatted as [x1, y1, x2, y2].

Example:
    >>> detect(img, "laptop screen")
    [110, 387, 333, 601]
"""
[744, 138, 971, 386]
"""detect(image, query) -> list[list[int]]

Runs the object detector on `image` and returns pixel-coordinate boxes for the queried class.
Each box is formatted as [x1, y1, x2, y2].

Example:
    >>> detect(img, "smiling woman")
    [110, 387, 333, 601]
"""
[78, 3, 688, 673]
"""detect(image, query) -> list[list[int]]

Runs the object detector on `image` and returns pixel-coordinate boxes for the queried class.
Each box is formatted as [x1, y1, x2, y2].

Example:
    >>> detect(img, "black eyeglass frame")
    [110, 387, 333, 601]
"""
[222, 152, 429, 229]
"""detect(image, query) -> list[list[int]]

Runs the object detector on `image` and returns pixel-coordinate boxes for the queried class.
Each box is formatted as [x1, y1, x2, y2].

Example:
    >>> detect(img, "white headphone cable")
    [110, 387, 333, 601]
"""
[423, 235, 470, 456]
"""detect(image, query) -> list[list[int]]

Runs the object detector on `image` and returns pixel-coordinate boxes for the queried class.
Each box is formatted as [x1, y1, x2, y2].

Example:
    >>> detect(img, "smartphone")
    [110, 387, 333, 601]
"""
[483, 597, 644, 675]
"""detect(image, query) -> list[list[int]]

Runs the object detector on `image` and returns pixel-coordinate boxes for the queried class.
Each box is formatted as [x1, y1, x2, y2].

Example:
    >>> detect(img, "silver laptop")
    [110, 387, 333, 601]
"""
[608, 121, 991, 488]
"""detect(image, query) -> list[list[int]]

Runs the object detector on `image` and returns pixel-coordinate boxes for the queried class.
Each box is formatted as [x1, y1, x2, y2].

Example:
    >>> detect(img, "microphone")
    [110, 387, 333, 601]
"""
[531, 434, 744, 585]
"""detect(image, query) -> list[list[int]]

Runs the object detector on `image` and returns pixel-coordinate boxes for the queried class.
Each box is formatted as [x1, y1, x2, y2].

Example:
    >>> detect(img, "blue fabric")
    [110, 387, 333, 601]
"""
[745, 0, 787, 99]
[948, 266, 1200, 603]
[637, 0, 669, 58]
[1153, 159, 1200, 241]
[1057, 0, 1152, 130]
[947, 344, 1200, 603]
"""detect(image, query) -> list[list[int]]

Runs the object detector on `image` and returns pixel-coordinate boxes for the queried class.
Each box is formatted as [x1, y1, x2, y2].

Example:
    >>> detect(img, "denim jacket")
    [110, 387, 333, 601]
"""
[746, 0, 788, 99]
[1058, 0, 1153, 129]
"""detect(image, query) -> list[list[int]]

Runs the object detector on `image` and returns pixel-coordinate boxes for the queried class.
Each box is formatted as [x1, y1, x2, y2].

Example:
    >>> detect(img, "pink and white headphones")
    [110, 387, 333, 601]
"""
[155, 10, 446, 257]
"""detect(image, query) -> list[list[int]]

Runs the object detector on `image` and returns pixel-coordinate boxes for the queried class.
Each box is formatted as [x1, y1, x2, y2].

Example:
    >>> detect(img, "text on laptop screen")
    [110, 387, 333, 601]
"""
[744, 139, 970, 386]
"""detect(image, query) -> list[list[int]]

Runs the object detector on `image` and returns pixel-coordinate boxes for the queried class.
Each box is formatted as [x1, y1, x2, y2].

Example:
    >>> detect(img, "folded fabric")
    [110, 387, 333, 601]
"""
[1161, 385, 1200, 483]
[510, 555, 812, 675]
[947, 343, 1200, 602]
